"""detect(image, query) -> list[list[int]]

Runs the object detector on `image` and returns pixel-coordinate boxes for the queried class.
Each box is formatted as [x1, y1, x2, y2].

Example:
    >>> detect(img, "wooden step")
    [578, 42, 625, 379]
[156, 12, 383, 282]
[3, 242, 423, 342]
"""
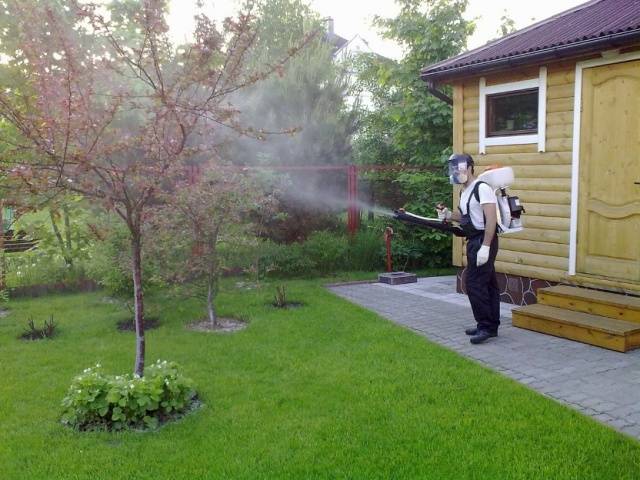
[3, 239, 37, 253]
[537, 285, 640, 324]
[512, 304, 640, 352]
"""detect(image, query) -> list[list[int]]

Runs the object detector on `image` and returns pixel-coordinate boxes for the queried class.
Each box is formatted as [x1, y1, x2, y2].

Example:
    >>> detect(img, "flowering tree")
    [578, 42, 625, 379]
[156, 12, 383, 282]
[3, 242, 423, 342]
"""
[0, 0, 313, 376]
[151, 167, 275, 328]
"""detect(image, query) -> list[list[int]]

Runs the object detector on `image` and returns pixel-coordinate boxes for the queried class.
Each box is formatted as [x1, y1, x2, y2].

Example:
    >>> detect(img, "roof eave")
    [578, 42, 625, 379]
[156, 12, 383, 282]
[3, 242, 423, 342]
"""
[421, 29, 640, 84]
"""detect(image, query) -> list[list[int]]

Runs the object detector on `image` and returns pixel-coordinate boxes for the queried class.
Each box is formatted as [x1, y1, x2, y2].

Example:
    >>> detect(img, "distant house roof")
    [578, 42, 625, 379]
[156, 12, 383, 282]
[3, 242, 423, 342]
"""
[323, 18, 348, 55]
[334, 34, 372, 57]
[421, 0, 640, 83]
[325, 31, 348, 52]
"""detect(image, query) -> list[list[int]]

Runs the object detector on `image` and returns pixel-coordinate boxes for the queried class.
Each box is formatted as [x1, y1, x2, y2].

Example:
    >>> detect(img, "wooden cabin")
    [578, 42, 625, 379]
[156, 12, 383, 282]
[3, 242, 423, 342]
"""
[421, 0, 640, 351]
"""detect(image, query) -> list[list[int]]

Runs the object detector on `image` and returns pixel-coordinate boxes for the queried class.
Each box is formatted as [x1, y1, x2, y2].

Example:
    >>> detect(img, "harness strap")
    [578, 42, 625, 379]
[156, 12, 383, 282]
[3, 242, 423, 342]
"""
[459, 181, 488, 222]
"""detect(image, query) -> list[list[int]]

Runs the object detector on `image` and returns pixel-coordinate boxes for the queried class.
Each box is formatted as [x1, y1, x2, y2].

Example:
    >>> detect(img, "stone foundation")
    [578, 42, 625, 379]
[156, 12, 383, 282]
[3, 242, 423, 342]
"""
[456, 267, 555, 306]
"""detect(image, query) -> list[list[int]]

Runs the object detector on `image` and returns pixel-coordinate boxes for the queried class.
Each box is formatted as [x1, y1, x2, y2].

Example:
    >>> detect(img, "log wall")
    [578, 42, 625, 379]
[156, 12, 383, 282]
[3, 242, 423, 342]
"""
[452, 60, 578, 281]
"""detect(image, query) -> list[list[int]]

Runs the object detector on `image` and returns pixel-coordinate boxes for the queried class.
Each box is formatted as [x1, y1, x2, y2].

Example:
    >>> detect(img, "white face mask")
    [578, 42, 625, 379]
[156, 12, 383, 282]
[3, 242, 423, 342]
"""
[449, 161, 468, 185]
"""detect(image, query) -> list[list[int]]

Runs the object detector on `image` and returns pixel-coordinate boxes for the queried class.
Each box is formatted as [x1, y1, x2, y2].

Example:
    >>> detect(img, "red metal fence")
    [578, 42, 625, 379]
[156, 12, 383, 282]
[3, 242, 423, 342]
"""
[186, 163, 441, 236]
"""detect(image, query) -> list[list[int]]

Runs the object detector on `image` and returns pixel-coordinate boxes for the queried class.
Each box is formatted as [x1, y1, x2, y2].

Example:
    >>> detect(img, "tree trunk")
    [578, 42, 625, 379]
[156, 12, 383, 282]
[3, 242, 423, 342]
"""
[207, 278, 217, 329]
[131, 231, 145, 377]
[206, 235, 219, 329]
[63, 204, 73, 253]
[49, 209, 73, 266]
[0, 202, 5, 291]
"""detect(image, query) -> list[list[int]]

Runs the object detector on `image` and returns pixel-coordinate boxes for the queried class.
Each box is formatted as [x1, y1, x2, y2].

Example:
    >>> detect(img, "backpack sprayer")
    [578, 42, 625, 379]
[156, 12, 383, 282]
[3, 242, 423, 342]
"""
[478, 166, 525, 234]
[393, 166, 525, 236]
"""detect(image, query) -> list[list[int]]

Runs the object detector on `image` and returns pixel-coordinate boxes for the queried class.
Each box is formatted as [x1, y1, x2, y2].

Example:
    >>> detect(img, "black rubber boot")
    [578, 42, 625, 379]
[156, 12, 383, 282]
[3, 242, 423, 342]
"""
[465, 327, 479, 336]
[470, 330, 497, 344]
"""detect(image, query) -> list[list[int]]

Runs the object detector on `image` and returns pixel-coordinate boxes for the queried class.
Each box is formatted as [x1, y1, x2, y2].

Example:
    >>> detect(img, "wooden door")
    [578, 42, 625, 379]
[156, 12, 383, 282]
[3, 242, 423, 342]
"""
[577, 60, 640, 282]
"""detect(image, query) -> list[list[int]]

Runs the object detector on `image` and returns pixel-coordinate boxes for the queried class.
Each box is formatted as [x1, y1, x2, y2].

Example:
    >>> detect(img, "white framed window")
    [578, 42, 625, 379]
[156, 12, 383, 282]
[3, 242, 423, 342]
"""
[478, 66, 547, 154]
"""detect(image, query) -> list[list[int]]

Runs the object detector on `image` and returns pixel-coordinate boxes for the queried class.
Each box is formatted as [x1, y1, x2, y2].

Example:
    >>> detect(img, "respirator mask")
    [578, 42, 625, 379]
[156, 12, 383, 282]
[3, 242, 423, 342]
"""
[448, 153, 473, 185]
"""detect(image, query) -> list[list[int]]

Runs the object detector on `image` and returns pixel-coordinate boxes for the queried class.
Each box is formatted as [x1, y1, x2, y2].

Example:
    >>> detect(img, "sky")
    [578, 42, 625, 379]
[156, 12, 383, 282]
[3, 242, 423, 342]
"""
[167, 0, 587, 60]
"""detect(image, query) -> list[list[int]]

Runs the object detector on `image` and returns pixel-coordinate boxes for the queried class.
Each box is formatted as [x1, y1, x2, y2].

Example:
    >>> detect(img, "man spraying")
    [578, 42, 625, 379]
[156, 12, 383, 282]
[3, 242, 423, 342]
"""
[436, 153, 500, 344]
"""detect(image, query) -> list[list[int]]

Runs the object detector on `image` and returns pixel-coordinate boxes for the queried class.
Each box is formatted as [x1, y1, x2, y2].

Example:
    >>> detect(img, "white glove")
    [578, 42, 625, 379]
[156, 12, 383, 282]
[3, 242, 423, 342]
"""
[436, 206, 452, 221]
[476, 245, 490, 267]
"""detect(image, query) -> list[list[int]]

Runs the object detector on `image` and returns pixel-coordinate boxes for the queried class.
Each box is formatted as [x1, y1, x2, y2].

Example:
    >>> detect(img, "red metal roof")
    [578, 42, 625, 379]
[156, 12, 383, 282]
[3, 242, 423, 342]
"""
[421, 0, 640, 82]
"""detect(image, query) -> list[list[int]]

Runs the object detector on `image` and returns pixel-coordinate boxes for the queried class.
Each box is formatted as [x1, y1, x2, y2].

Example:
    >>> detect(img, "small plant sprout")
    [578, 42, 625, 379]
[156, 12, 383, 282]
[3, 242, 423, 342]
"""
[273, 285, 287, 308]
[20, 315, 57, 340]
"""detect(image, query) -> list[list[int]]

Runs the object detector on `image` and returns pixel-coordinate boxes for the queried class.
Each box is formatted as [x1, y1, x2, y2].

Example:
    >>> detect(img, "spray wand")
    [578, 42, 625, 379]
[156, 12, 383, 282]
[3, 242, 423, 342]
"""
[393, 208, 466, 236]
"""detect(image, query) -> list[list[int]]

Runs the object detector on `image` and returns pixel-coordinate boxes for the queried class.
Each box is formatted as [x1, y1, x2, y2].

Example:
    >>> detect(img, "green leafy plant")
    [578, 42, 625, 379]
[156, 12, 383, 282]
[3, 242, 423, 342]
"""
[6, 249, 89, 289]
[301, 231, 348, 274]
[346, 228, 385, 271]
[13, 196, 95, 267]
[60, 360, 198, 431]
[20, 315, 56, 340]
[393, 170, 453, 268]
[257, 240, 317, 277]
[353, 1, 474, 166]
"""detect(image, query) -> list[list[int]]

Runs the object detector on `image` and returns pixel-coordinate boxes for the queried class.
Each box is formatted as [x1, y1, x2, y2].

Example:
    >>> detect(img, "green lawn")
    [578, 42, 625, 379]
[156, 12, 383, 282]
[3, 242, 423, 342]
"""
[1, 276, 639, 479]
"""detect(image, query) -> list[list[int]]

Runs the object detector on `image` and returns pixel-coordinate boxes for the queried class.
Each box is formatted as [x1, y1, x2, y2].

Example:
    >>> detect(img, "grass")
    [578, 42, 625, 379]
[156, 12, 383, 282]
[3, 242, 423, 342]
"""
[0, 275, 639, 479]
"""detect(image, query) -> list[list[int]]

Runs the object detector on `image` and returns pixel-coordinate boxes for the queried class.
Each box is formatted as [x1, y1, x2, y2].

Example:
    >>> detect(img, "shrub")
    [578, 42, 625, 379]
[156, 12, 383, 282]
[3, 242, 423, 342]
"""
[85, 222, 164, 296]
[60, 360, 198, 431]
[6, 250, 88, 289]
[229, 229, 387, 277]
[251, 230, 385, 276]
[84, 223, 133, 295]
[257, 240, 317, 277]
[301, 231, 347, 274]
[223, 219, 449, 278]
[346, 228, 385, 271]
[393, 170, 453, 268]
[387, 237, 425, 271]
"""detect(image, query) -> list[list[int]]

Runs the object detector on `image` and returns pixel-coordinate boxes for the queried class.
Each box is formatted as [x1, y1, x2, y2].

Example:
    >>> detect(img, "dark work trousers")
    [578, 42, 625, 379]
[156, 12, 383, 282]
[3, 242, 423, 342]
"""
[465, 234, 500, 333]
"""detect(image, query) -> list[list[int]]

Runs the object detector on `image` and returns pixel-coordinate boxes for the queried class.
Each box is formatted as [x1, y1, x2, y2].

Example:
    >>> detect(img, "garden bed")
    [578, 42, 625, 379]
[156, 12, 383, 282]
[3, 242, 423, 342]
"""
[188, 317, 246, 333]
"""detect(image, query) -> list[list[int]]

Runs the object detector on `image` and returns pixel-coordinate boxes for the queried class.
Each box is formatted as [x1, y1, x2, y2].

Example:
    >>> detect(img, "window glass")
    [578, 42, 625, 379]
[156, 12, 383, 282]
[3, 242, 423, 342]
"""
[486, 88, 538, 137]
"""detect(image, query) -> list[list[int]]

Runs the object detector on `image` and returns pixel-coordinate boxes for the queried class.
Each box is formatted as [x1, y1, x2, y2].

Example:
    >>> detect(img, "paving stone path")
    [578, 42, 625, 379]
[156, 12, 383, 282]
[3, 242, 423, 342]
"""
[328, 276, 640, 440]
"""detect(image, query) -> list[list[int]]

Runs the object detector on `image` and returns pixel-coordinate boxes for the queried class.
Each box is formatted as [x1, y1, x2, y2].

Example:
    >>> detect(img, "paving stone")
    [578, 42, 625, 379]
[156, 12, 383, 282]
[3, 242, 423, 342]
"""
[592, 401, 622, 413]
[581, 397, 609, 409]
[608, 418, 634, 429]
[593, 413, 615, 423]
[608, 404, 640, 418]
[621, 425, 640, 438]
[560, 393, 590, 404]
[626, 412, 640, 424]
